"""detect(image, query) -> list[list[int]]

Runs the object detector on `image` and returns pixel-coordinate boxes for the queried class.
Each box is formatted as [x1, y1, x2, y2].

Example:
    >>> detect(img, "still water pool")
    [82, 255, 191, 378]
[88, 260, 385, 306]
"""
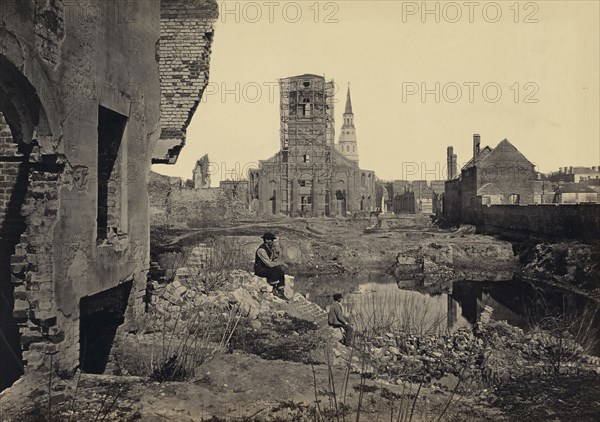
[293, 273, 600, 353]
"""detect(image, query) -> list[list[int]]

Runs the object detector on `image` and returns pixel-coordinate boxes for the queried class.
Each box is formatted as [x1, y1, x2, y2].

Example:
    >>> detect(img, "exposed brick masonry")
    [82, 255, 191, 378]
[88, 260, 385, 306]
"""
[155, 0, 218, 164]
[0, 113, 27, 388]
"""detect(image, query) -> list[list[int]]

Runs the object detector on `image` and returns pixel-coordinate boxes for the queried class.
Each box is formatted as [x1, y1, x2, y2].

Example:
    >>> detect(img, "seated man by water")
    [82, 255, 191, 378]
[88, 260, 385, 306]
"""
[254, 232, 287, 299]
[328, 293, 354, 347]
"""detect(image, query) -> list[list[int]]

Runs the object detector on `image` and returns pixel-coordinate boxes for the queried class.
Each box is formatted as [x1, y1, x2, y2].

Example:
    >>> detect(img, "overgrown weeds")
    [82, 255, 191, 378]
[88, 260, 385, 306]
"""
[348, 289, 449, 337]
[119, 303, 242, 382]
[156, 238, 247, 293]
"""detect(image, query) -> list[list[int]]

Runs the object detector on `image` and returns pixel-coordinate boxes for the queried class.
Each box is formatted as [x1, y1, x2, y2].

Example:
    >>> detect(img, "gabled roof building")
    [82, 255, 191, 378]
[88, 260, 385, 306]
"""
[443, 134, 537, 223]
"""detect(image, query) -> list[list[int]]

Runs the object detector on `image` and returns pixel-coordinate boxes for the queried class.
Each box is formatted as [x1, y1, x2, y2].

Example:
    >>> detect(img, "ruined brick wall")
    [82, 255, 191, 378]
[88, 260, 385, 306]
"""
[460, 167, 481, 224]
[167, 187, 250, 228]
[480, 204, 600, 242]
[148, 171, 182, 225]
[13, 158, 63, 370]
[169, 188, 220, 227]
[0, 113, 26, 388]
[154, 0, 218, 164]
[0, 0, 217, 385]
[0, 114, 23, 237]
[148, 173, 251, 228]
[443, 179, 462, 222]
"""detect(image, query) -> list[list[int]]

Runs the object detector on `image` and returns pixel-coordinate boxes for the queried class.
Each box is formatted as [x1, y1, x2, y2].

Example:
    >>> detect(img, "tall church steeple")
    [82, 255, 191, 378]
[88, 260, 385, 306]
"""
[337, 85, 359, 162]
[344, 87, 353, 115]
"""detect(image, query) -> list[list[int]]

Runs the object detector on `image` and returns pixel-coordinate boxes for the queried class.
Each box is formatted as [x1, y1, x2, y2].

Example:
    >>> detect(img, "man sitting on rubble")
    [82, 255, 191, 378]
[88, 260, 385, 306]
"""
[328, 293, 354, 347]
[254, 232, 287, 299]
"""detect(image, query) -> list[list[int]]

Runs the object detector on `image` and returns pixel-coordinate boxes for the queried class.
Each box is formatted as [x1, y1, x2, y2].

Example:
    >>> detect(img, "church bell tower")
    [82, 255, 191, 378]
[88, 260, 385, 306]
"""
[336, 85, 358, 162]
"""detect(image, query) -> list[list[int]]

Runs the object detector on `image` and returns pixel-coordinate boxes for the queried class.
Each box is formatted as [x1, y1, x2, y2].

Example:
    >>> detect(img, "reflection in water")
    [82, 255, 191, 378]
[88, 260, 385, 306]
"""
[451, 278, 600, 355]
[295, 273, 600, 354]
[294, 273, 469, 334]
[452, 279, 596, 327]
[350, 282, 469, 334]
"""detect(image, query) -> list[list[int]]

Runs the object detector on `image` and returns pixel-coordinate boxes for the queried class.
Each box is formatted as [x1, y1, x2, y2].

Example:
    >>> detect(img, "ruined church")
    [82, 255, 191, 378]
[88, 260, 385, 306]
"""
[248, 74, 376, 217]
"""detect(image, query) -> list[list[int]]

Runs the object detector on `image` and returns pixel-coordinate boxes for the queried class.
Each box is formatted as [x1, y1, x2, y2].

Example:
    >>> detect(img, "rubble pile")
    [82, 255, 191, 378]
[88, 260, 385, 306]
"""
[364, 327, 483, 385]
[146, 268, 287, 323]
[361, 321, 599, 388]
[113, 269, 297, 377]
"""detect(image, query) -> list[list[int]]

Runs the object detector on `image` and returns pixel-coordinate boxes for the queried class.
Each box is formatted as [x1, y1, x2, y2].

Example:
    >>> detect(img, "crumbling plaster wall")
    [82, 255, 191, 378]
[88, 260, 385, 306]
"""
[0, 0, 170, 376]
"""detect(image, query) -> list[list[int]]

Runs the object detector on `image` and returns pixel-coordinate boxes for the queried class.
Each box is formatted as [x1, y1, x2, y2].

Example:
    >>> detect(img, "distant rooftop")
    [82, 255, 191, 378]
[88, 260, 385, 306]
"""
[557, 183, 597, 194]
[284, 73, 325, 80]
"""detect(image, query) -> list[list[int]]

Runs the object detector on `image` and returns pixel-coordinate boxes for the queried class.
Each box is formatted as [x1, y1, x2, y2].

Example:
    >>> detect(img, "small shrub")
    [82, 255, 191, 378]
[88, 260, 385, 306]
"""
[117, 304, 241, 381]
[150, 355, 189, 382]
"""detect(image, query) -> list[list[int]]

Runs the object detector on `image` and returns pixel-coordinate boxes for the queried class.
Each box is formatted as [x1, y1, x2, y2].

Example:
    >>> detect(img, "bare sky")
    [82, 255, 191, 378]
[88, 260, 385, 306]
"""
[152, 0, 600, 184]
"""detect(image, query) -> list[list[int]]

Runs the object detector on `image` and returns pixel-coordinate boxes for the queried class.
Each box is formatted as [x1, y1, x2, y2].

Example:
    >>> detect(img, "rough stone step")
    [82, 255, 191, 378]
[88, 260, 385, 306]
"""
[285, 294, 329, 325]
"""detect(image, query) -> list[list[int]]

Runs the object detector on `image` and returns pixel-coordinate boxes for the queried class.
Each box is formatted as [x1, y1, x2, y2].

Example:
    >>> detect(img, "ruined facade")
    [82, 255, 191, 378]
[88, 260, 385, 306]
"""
[220, 179, 250, 201]
[248, 74, 376, 217]
[0, 0, 217, 390]
[394, 180, 445, 214]
[443, 135, 536, 224]
[438, 136, 600, 240]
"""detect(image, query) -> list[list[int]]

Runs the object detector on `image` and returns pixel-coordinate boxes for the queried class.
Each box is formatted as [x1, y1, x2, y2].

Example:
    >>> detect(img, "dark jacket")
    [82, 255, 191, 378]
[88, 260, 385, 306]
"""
[254, 243, 278, 275]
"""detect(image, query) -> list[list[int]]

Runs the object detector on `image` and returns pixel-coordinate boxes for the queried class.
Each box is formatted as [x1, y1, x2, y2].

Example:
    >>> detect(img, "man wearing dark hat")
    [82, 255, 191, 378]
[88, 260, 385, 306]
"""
[328, 293, 354, 346]
[254, 232, 287, 299]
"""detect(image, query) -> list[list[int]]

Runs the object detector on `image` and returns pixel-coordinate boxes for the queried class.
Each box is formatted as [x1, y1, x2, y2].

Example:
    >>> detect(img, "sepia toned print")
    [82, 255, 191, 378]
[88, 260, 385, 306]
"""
[0, 1, 598, 421]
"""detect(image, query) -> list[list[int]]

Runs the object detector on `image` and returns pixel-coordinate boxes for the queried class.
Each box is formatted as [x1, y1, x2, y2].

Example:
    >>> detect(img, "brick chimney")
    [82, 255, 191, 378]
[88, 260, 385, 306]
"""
[447, 146, 456, 180]
[473, 133, 481, 164]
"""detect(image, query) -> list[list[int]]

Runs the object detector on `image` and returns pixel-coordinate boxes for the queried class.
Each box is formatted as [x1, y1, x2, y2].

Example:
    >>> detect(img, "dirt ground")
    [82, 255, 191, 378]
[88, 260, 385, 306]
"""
[0, 351, 501, 422]
[152, 215, 518, 292]
[2, 215, 599, 421]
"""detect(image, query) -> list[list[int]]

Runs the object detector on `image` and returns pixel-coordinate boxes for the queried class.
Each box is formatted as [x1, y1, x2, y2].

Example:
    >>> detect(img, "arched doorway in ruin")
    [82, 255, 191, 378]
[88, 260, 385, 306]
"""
[0, 111, 27, 391]
[0, 53, 56, 391]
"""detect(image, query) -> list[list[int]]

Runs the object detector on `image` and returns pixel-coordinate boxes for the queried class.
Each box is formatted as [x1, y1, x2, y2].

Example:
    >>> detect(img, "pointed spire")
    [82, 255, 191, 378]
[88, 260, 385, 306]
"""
[344, 84, 353, 115]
